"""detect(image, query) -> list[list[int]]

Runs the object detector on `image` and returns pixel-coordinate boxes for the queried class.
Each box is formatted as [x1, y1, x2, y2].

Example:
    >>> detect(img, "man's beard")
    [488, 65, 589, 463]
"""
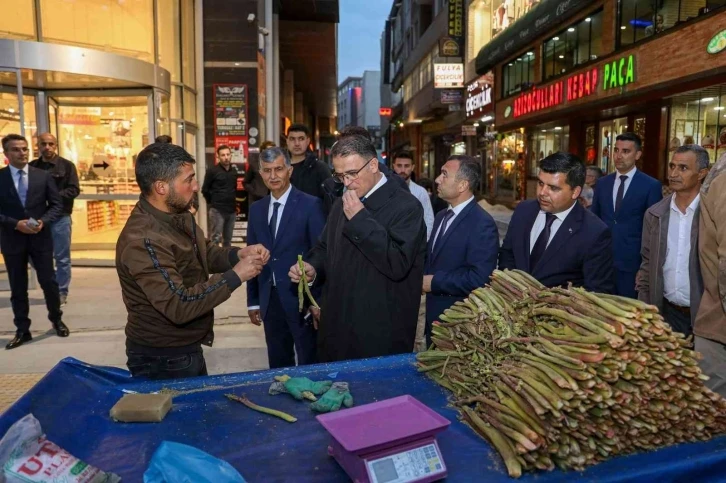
[166, 187, 193, 213]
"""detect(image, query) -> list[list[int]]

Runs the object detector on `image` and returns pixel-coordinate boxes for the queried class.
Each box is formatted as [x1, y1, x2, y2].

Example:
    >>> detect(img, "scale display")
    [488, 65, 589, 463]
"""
[367, 443, 445, 483]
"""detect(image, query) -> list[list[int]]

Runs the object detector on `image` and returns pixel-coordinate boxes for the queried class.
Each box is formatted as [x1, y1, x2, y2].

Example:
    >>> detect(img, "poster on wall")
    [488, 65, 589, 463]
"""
[213, 84, 248, 138]
[214, 136, 248, 166]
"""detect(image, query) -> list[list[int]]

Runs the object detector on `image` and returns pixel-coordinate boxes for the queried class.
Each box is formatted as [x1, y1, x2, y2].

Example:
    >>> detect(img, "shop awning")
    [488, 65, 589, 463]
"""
[475, 0, 598, 75]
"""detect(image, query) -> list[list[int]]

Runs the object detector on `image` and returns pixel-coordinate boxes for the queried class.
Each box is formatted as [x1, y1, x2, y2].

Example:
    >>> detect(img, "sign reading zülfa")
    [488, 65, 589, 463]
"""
[603, 55, 635, 91]
[434, 64, 464, 88]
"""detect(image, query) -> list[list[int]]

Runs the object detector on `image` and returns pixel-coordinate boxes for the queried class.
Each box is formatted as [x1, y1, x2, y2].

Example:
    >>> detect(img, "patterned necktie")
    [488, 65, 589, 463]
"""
[615, 175, 628, 212]
[17, 170, 27, 207]
[269, 202, 281, 242]
[434, 209, 455, 250]
[530, 212, 557, 270]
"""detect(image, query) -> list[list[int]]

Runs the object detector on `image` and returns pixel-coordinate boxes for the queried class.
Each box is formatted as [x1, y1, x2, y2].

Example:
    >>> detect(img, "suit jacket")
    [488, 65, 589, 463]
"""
[246, 186, 326, 321]
[591, 170, 662, 273]
[499, 199, 615, 293]
[425, 200, 499, 325]
[0, 165, 63, 254]
[637, 194, 702, 325]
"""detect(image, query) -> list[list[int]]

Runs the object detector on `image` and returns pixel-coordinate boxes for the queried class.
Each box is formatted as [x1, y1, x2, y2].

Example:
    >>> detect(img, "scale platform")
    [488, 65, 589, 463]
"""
[317, 395, 451, 483]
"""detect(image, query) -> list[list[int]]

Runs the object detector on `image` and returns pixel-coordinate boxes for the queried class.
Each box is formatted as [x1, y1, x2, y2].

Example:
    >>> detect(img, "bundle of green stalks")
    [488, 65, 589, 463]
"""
[416, 269, 726, 478]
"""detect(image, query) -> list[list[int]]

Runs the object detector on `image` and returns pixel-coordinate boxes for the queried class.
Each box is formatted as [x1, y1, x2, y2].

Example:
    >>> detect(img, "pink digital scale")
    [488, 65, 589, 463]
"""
[316, 395, 451, 483]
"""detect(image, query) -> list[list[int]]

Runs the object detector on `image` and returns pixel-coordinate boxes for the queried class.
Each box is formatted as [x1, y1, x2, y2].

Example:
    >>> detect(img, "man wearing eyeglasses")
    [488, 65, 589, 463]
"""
[289, 135, 427, 362]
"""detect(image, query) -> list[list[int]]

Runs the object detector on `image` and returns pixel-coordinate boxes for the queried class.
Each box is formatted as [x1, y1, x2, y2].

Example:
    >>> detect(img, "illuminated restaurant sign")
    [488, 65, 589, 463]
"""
[603, 54, 635, 91]
[566, 67, 598, 101]
[513, 81, 564, 118]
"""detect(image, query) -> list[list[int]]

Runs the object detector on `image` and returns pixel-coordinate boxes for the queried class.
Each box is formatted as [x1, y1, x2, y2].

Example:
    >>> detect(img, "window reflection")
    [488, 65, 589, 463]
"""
[543, 11, 603, 81]
[502, 52, 535, 98]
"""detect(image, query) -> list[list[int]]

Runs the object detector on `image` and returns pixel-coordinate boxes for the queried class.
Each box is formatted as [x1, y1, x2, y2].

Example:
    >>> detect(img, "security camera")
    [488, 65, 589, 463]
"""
[247, 13, 256, 23]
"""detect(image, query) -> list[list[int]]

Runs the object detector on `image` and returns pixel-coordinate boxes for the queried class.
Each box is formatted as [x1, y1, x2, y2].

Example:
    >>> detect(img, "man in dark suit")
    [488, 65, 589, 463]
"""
[499, 152, 615, 293]
[0, 134, 69, 350]
[247, 146, 326, 368]
[591, 133, 662, 298]
[423, 155, 499, 347]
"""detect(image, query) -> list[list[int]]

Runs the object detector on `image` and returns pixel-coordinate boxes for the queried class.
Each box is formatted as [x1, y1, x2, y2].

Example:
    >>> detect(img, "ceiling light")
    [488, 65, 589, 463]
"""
[568, 28, 575, 32]
[109, 111, 114, 116]
[585, 17, 591, 22]
[7, 108, 14, 113]
[508, 63, 513, 66]
[558, 55, 564, 59]
[481, 115, 493, 122]
[542, 130, 547, 132]
[234, 62, 240, 66]
[701, 97, 714, 102]
[621, 26, 626, 30]
[715, 106, 725, 111]
[527, 52, 534, 56]
[131, 117, 136, 122]
[473, 123, 480, 127]
[553, 37, 559, 41]
[554, 126, 562, 130]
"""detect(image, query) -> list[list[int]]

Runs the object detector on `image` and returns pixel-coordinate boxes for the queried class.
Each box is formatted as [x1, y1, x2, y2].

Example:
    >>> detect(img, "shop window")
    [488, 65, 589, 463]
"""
[158, 0, 181, 82]
[543, 11, 603, 81]
[181, 0, 196, 88]
[0, 0, 36, 40]
[495, 131, 525, 201]
[0, 92, 37, 160]
[183, 88, 196, 123]
[467, 0, 494, 65]
[41, 0, 154, 63]
[668, 87, 726, 165]
[598, 117, 629, 173]
[528, 126, 569, 176]
[619, 0, 726, 47]
[502, 52, 535, 98]
[492, 0, 540, 39]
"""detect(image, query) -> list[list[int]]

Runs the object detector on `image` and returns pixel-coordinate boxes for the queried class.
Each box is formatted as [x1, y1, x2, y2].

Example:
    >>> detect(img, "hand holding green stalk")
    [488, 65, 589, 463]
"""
[297, 255, 320, 312]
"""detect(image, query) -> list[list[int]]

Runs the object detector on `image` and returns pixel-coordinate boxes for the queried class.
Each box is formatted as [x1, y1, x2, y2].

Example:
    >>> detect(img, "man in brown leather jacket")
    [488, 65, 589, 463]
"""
[116, 143, 269, 380]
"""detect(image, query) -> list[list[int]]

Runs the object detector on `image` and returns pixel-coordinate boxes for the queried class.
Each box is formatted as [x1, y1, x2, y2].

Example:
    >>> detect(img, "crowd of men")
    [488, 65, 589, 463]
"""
[2, 127, 724, 398]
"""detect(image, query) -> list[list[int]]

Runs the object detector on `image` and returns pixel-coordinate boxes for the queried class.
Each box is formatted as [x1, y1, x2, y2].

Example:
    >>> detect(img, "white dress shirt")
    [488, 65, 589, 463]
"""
[431, 196, 475, 248]
[363, 173, 387, 199]
[663, 194, 699, 307]
[408, 180, 435, 240]
[612, 166, 637, 210]
[8, 164, 29, 192]
[247, 184, 292, 310]
[529, 202, 577, 254]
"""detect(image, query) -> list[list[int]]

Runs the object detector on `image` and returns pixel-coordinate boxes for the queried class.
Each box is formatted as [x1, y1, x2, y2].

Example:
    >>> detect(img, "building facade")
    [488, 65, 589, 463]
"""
[337, 71, 383, 150]
[337, 76, 363, 131]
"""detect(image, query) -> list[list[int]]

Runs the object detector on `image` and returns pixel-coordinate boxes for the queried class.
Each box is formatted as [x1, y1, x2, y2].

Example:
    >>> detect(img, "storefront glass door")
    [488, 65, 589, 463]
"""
[51, 93, 152, 261]
[598, 117, 629, 173]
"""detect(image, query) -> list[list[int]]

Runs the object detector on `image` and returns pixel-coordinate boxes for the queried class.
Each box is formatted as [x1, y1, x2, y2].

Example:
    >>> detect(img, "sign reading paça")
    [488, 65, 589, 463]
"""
[602, 55, 635, 91]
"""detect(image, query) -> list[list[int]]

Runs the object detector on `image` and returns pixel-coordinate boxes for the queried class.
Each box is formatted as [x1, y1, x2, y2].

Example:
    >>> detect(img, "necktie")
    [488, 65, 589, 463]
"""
[434, 209, 455, 250]
[269, 202, 281, 242]
[615, 175, 628, 212]
[530, 212, 557, 270]
[17, 170, 27, 207]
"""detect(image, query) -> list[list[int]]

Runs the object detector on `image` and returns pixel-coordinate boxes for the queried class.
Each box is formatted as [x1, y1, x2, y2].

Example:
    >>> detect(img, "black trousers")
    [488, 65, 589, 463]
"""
[263, 286, 317, 369]
[3, 247, 62, 334]
[126, 349, 208, 380]
[663, 299, 692, 339]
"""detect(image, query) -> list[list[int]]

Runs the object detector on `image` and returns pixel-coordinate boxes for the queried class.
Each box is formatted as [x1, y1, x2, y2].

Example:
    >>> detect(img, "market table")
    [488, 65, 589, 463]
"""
[1, 356, 725, 482]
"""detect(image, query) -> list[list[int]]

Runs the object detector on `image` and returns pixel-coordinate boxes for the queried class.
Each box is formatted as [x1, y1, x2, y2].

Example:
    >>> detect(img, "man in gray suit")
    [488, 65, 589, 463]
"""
[637, 145, 709, 338]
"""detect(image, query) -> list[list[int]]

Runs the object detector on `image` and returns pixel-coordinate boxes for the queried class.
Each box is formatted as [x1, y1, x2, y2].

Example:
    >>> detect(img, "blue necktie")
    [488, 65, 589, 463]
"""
[530, 212, 557, 270]
[269, 202, 281, 242]
[17, 170, 27, 206]
[434, 209, 454, 250]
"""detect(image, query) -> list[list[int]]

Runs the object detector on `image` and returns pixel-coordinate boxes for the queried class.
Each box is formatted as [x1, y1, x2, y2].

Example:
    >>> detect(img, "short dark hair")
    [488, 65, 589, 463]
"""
[539, 152, 586, 189]
[586, 165, 603, 179]
[674, 144, 711, 171]
[287, 123, 310, 137]
[216, 144, 231, 155]
[393, 150, 414, 163]
[135, 143, 196, 196]
[339, 125, 371, 141]
[155, 135, 173, 144]
[616, 132, 642, 152]
[330, 134, 377, 161]
[1, 133, 27, 151]
[448, 155, 481, 192]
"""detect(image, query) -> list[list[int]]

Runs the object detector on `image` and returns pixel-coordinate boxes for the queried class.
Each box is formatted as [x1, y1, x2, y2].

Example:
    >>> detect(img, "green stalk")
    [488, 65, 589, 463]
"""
[226, 394, 297, 423]
[462, 407, 523, 478]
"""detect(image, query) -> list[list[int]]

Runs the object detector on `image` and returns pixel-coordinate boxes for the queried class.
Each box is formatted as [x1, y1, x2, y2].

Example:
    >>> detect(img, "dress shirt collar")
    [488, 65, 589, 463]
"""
[670, 193, 700, 215]
[363, 173, 387, 199]
[616, 166, 637, 180]
[271, 183, 292, 206]
[541, 200, 577, 222]
[448, 196, 475, 216]
[8, 164, 29, 177]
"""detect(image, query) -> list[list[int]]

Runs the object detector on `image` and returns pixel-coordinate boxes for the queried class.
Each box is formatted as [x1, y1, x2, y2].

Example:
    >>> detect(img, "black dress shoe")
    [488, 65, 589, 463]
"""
[6, 332, 32, 350]
[53, 321, 70, 337]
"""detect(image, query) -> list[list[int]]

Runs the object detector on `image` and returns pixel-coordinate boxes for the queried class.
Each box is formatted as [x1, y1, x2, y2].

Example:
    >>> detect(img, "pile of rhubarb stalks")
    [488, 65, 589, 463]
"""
[416, 269, 726, 478]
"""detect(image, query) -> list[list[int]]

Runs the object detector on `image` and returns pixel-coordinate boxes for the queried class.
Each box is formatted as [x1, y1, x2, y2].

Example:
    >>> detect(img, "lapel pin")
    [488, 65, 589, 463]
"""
[568, 228, 573, 234]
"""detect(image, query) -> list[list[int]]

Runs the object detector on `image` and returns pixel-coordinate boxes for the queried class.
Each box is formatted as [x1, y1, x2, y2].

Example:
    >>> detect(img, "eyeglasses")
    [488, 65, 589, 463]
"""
[332, 158, 374, 184]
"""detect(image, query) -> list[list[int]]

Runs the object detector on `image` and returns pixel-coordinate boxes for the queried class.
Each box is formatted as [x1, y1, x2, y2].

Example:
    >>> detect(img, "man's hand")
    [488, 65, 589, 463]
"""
[248, 309, 262, 326]
[309, 306, 321, 330]
[289, 260, 316, 284]
[342, 190, 365, 220]
[232, 255, 263, 282]
[239, 244, 270, 265]
[16, 220, 40, 235]
[422, 275, 434, 293]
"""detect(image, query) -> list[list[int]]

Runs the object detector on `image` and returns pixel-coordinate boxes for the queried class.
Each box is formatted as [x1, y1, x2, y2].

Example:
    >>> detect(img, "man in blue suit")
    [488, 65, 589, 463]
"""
[423, 155, 499, 347]
[499, 152, 615, 293]
[247, 147, 326, 368]
[591, 133, 662, 298]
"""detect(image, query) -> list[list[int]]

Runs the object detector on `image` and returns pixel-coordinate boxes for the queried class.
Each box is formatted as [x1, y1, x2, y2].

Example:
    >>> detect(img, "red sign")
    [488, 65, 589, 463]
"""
[513, 82, 564, 118]
[566, 67, 598, 102]
[379, 107, 392, 116]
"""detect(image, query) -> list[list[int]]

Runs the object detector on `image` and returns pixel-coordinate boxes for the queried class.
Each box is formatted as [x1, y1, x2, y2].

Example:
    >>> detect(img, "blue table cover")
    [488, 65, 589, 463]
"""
[1, 356, 725, 482]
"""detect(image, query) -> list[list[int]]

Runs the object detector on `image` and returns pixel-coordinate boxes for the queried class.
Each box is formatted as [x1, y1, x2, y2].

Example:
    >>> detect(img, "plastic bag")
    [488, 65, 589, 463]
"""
[143, 441, 246, 483]
[0, 413, 120, 483]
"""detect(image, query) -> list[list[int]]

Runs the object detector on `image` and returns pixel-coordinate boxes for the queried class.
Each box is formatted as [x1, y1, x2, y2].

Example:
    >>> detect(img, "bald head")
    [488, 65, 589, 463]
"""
[38, 133, 58, 161]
